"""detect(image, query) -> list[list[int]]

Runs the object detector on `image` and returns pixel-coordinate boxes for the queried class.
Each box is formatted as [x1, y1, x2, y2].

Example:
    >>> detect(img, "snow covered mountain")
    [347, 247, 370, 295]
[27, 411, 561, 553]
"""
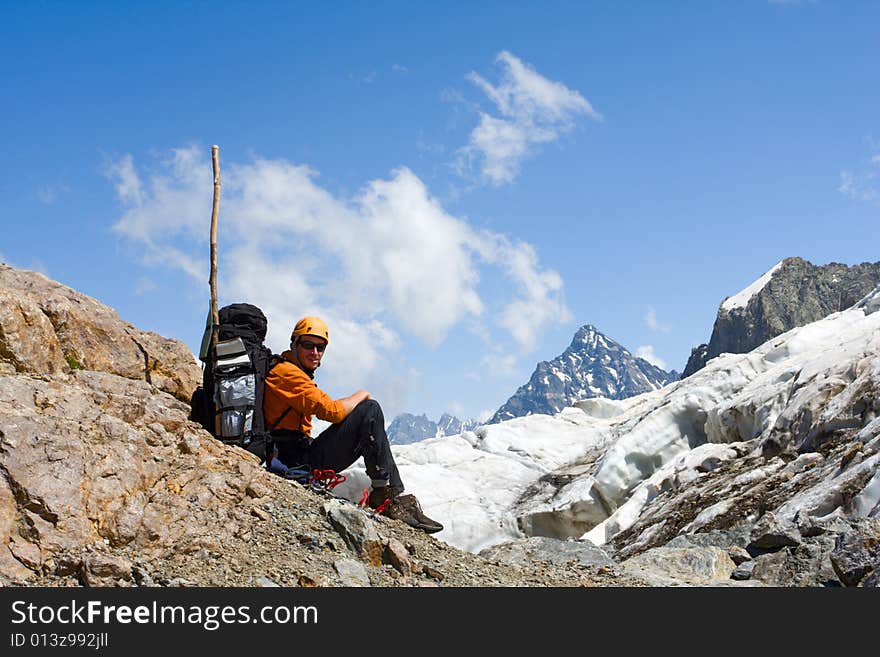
[490, 324, 678, 424]
[387, 412, 479, 445]
[335, 284, 880, 586]
[682, 257, 880, 377]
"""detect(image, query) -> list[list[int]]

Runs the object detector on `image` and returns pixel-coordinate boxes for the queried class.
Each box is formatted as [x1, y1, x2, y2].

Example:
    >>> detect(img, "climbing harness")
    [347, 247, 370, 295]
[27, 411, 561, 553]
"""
[309, 468, 346, 494]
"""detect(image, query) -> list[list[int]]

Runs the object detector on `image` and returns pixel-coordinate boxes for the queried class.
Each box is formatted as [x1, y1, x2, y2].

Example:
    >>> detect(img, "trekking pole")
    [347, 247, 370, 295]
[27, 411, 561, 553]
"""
[209, 145, 221, 350]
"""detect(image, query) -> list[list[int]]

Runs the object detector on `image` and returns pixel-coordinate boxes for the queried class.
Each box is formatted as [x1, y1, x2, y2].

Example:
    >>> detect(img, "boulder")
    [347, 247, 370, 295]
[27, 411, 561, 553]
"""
[748, 512, 802, 551]
[830, 518, 880, 586]
[0, 369, 268, 582]
[620, 546, 737, 586]
[0, 264, 200, 402]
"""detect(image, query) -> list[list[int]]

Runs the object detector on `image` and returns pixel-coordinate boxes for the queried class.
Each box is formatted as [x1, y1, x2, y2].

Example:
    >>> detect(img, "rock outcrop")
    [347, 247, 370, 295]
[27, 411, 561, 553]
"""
[682, 257, 880, 378]
[0, 264, 200, 402]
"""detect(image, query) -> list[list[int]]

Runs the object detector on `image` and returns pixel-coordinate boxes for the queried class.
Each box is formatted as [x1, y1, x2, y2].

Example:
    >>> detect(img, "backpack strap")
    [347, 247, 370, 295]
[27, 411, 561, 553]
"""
[264, 354, 292, 431]
[262, 354, 289, 472]
[267, 407, 293, 432]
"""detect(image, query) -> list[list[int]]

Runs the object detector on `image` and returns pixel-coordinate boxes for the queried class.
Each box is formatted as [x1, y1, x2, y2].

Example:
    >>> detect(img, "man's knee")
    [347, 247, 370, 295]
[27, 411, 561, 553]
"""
[353, 397, 383, 422]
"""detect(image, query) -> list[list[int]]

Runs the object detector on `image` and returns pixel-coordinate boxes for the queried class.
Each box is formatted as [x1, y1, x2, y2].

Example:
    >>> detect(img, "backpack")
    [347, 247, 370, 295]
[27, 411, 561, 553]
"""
[190, 303, 279, 460]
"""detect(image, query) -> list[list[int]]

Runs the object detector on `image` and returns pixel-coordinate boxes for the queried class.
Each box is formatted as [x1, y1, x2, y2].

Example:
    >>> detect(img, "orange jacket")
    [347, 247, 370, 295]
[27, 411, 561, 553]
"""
[263, 350, 348, 437]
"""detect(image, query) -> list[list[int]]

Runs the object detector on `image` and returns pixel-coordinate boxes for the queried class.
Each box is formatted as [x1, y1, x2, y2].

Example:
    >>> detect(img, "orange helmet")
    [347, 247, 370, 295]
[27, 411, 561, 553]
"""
[291, 316, 329, 344]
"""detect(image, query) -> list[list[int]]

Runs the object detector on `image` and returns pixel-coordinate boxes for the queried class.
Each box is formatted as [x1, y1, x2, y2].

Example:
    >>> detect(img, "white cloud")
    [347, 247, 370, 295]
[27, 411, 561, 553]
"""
[644, 306, 671, 333]
[107, 148, 570, 410]
[635, 345, 667, 370]
[458, 51, 601, 186]
[105, 154, 144, 206]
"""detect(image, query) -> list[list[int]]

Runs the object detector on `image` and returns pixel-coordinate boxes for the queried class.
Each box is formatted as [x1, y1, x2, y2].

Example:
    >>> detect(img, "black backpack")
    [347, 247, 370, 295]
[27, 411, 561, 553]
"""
[190, 303, 278, 460]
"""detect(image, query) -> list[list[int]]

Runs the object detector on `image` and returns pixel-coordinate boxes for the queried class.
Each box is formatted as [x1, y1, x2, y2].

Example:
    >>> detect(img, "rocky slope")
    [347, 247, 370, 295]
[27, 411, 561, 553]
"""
[513, 286, 880, 586]
[682, 257, 880, 377]
[491, 324, 678, 423]
[0, 266, 645, 588]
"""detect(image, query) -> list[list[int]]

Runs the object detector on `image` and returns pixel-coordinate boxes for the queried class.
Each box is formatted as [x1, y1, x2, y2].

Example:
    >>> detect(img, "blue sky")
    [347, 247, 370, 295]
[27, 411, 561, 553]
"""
[2, 1, 878, 423]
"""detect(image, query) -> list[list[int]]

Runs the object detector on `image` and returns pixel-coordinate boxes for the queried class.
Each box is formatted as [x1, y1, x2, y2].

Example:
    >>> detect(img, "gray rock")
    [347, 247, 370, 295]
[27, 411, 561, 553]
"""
[795, 511, 850, 538]
[255, 576, 280, 587]
[323, 500, 383, 566]
[333, 559, 371, 587]
[167, 577, 194, 587]
[621, 546, 736, 586]
[830, 518, 880, 586]
[751, 536, 840, 587]
[862, 570, 880, 587]
[667, 527, 752, 552]
[731, 561, 755, 580]
[479, 536, 614, 569]
[749, 512, 801, 550]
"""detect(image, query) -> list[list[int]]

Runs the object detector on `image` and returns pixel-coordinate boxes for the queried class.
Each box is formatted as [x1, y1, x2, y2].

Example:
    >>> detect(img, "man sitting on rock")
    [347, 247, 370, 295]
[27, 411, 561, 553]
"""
[262, 316, 443, 534]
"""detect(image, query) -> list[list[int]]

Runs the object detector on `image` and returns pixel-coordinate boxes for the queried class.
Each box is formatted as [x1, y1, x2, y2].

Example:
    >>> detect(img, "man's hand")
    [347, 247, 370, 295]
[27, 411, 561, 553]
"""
[340, 389, 371, 414]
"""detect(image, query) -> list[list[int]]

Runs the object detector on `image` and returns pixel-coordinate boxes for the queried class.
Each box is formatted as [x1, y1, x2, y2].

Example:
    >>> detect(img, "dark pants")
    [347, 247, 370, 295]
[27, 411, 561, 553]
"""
[274, 399, 404, 492]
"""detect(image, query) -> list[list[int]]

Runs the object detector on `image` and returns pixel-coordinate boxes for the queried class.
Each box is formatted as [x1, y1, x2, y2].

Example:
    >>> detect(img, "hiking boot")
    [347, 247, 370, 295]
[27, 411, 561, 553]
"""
[368, 485, 398, 509]
[380, 494, 444, 534]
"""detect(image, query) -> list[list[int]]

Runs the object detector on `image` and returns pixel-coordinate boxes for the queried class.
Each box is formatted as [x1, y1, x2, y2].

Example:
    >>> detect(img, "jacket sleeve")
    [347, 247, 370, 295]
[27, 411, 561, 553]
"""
[301, 380, 348, 424]
[267, 366, 348, 424]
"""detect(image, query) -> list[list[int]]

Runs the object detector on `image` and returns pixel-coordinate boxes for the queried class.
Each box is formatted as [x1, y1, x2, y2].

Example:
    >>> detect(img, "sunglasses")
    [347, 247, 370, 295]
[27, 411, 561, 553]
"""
[298, 340, 327, 353]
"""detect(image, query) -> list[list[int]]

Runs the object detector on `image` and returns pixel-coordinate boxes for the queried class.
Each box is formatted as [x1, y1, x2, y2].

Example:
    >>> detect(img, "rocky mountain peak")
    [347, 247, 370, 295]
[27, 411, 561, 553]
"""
[490, 324, 678, 424]
[683, 257, 880, 377]
[387, 411, 479, 445]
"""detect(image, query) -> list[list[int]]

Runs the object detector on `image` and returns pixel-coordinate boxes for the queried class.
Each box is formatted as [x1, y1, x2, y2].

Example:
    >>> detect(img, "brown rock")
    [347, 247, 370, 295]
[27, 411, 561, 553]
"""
[424, 565, 446, 581]
[0, 477, 17, 546]
[383, 538, 412, 577]
[0, 368, 273, 583]
[8, 536, 42, 570]
[0, 545, 34, 581]
[0, 290, 66, 374]
[0, 264, 200, 402]
[82, 553, 133, 587]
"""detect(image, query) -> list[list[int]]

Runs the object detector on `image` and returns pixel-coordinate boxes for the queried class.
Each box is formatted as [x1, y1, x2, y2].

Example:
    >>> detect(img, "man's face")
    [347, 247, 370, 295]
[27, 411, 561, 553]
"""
[296, 335, 327, 371]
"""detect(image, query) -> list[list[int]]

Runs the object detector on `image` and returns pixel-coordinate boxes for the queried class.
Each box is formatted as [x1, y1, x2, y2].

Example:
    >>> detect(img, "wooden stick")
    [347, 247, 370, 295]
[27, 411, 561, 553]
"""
[209, 145, 221, 349]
